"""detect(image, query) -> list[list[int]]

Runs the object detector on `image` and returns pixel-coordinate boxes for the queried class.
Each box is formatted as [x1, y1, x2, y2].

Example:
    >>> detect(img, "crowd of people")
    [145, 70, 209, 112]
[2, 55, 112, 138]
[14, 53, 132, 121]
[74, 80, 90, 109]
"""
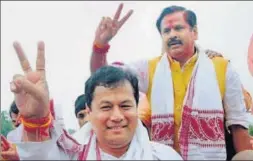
[1, 3, 253, 160]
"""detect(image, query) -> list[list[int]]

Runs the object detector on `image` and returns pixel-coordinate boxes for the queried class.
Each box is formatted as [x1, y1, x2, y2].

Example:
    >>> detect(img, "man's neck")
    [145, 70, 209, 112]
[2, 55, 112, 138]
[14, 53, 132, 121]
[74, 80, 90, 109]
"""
[98, 141, 130, 158]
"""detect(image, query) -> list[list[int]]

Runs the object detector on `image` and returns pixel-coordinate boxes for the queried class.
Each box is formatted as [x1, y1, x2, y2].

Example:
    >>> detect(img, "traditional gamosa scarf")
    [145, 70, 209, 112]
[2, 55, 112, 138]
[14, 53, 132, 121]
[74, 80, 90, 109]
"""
[151, 46, 226, 160]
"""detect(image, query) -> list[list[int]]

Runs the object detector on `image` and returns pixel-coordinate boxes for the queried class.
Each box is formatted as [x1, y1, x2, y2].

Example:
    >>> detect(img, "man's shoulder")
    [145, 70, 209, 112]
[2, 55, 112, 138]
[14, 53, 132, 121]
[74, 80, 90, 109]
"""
[148, 56, 163, 64]
[211, 57, 229, 67]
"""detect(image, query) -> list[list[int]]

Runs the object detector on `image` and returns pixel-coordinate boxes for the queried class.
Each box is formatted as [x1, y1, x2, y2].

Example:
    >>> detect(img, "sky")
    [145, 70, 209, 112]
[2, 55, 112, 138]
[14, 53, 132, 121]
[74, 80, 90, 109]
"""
[1, 1, 253, 130]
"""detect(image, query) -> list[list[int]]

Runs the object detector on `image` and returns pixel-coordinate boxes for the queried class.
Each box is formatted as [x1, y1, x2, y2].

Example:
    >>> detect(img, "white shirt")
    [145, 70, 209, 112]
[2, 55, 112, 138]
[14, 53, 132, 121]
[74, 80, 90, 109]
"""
[13, 123, 183, 160]
[7, 125, 23, 143]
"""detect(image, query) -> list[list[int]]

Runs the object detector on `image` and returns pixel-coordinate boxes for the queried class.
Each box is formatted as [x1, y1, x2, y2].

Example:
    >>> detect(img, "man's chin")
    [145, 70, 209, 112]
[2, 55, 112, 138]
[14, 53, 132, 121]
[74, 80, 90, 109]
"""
[106, 137, 131, 148]
[167, 49, 184, 58]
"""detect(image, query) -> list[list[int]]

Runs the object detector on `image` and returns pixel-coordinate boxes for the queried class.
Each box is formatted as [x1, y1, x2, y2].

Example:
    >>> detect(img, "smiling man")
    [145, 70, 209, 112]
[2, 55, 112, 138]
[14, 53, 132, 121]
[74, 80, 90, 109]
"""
[2, 41, 182, 160]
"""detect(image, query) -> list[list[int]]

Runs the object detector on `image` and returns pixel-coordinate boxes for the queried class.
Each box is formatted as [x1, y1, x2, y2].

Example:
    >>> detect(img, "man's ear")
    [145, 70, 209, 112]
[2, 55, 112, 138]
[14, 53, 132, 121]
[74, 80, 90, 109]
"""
[192, 25, 198, 40]
[86, 104, 91, 113]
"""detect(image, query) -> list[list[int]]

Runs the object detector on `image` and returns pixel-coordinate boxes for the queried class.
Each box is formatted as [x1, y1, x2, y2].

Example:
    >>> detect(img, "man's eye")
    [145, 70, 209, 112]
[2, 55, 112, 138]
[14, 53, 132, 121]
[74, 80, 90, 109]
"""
[121, 105, 132, 109]
[78, 114, 85, 119]
[163, 28, 170, 33]
[175, 26, 183, 31]
[101, 106, 111, 110]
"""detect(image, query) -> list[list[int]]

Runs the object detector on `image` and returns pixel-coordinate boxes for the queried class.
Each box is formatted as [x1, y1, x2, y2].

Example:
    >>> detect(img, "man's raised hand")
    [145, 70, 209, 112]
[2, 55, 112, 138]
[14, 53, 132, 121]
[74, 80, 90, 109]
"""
[94, 3, 133, 46]
[10, 41, 49, 119]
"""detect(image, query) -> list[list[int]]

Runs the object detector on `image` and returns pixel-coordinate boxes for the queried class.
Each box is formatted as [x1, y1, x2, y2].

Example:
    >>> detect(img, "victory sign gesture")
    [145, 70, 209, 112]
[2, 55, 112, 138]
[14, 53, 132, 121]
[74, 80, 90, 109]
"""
[10, 41, 49, 119]
[94, 3, 133, 46]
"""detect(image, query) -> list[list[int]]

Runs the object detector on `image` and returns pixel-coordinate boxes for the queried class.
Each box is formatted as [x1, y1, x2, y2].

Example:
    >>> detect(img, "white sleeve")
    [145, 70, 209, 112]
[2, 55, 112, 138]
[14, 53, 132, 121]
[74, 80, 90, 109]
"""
[13, 124, 76, 160]
[7, 125, 23, 143]
[110, 60, 149, 93]
[150, 142, 183, 160]
[15, 138, 70, 160]
[7, 129, 17, 142]
[224, 63, 250, 129]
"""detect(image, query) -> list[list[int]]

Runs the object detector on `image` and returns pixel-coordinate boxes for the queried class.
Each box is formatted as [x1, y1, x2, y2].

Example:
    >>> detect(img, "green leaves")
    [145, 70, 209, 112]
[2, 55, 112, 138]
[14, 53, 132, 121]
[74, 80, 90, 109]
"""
[1, 111, 14, 137]
[249, 124, 253, 136]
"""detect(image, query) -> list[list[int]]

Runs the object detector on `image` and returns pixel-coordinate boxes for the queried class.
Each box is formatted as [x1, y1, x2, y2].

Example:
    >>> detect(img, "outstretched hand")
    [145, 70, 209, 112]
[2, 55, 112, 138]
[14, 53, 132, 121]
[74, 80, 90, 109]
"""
[94, 3, 133, 46]
[1, 135, 19, 160]
[10, 41, 49, 119]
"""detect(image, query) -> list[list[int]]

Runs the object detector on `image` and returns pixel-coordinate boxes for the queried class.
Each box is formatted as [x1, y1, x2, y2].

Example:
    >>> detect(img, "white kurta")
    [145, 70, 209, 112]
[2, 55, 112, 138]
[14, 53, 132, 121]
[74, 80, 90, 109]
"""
[13, 121, 183, 160]
[7, 125, 23, 143]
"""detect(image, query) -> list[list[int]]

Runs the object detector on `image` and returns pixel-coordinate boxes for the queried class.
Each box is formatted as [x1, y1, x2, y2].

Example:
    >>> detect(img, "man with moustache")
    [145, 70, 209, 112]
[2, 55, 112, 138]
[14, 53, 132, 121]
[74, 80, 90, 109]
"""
[89, 3, 252, 160]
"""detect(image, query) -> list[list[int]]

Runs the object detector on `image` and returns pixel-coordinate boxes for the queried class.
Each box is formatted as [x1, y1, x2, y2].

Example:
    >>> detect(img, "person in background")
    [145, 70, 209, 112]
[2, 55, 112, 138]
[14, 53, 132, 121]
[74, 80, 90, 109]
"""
[7, 101, 22, 142]
[72, 94, 90, 143]
[74, 94, 89, 128]
[8, 101, 20, 128]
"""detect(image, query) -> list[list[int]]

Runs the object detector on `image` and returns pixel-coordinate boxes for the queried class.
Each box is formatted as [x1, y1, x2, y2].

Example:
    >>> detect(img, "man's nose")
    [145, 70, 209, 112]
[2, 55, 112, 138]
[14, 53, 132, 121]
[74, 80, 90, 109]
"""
[110, 107, 124, 122]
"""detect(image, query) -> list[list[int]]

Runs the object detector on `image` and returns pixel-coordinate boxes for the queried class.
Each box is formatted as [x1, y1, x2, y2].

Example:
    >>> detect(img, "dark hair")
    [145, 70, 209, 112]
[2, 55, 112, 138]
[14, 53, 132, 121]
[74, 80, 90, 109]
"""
[74, 94, 86, 117]
[156, 5, 197, 33]
[85, 66, 139, 108]
[9, 101, 19, 118]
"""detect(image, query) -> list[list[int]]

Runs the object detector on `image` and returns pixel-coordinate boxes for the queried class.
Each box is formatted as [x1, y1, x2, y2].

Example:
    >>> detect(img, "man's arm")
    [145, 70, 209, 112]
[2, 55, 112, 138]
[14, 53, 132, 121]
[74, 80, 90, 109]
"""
[224, 63, 252, 152]
[205, 49, 253, 111]
[230, 125, 252, 152]
[7, 41, 78, 160]
[90, 50, 108, 73]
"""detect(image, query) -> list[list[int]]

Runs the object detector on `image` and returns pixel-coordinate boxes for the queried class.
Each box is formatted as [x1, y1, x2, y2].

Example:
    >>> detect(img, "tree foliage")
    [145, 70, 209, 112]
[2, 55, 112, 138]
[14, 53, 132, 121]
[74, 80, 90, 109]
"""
[249, 124, 253, 136]
[1, 111, 14, 137]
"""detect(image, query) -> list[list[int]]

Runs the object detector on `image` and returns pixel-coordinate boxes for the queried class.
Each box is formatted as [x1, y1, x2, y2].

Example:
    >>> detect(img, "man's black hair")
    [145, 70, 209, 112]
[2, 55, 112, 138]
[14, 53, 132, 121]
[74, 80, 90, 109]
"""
[9, 101, 19, 118]
[74, 94, 86, 117]
[85, 66, 139, 108]
[156, 5, 197, 33]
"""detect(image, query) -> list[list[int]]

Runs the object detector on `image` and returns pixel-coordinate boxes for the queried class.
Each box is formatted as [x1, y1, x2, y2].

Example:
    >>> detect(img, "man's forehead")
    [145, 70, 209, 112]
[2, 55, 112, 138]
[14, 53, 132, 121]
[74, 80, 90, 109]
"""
[162, 11, 187, 25]
[93, 86, 134, 103]
[94, 82, 133, 95]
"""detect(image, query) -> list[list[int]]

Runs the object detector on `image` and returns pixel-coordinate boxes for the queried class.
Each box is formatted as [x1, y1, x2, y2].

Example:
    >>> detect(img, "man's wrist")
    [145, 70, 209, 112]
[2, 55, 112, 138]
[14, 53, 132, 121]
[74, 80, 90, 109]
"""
[93, 41, 110, 55]
[22, 128, 51, 142]
[20, 111, 53, 142]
